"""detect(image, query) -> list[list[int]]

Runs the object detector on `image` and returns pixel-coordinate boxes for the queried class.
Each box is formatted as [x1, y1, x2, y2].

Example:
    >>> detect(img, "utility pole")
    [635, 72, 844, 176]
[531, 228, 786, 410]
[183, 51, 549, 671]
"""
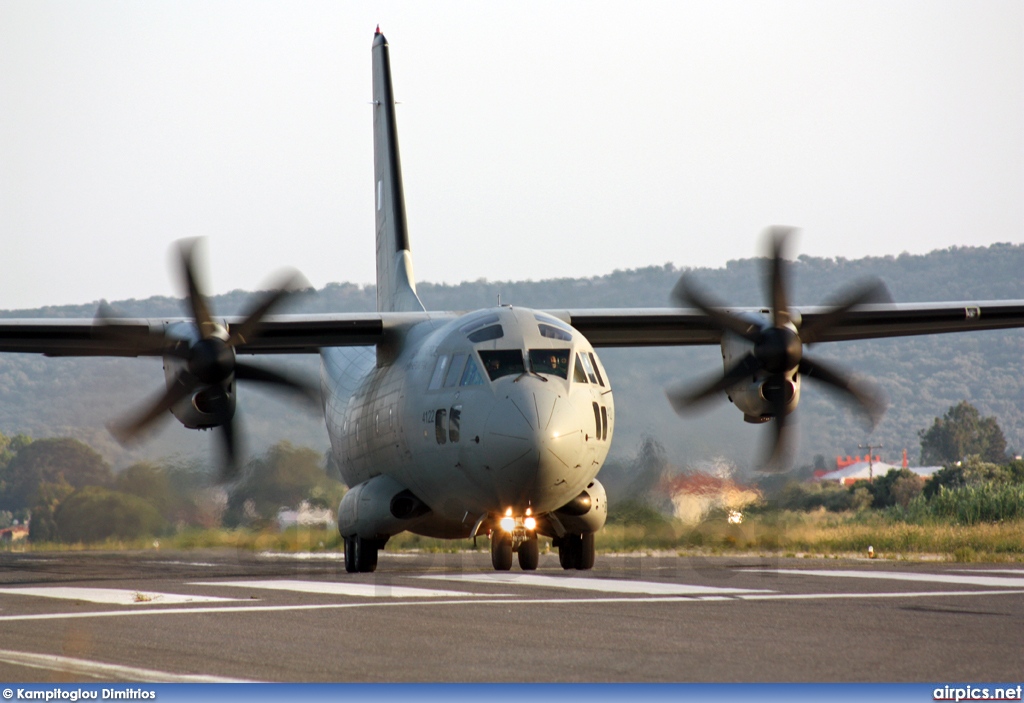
[858, 443, 883, 482]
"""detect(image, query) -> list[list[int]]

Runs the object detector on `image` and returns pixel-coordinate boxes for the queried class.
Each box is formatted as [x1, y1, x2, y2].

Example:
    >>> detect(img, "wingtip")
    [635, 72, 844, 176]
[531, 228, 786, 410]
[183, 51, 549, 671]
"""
[375, 24, 381, 35]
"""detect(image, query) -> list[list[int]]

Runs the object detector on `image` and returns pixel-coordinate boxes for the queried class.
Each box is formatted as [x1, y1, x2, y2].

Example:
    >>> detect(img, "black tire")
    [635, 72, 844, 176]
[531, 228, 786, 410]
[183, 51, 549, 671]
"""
[577, 532, 595, 570]
[558, 534, 582, 570]
[346, 536, 379, 573]
[491, 533, 513, 571]
[518, 536, 540, 571]
[343, 536, 358, 573]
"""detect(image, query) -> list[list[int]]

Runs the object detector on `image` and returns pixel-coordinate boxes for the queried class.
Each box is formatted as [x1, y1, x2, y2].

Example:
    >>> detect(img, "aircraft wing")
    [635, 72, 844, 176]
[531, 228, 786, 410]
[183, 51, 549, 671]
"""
[554, 300, 1024, 347]
[0, 312, 446, 357]
[2, 300, 1022, 356]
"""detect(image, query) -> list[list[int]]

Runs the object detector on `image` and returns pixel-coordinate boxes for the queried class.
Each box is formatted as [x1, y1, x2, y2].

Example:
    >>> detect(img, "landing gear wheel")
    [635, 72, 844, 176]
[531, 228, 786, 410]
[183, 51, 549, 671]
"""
[518, 536, 539, 571]
[344, 536, 379, 573]
[490, 532, 513, 571]
[343, 536, 357, 573]
[558, 535, 581, 570]
[578, 532, 595, 570]
[556, 533, 596, 570]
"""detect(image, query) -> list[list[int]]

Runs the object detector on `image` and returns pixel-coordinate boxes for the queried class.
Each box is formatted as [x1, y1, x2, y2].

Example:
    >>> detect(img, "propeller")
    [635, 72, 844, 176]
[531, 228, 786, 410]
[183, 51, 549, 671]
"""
[103, 239, 316, 481]
[667, 227, 888, 471]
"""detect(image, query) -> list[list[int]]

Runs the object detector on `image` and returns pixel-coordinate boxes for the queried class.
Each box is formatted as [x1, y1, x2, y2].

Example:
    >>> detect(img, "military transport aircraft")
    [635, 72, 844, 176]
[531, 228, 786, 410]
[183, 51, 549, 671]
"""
[2, 28, 1023, 573]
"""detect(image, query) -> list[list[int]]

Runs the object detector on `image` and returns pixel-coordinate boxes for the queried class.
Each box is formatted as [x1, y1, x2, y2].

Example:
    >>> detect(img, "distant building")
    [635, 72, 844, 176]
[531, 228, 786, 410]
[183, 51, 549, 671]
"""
[815, 461, 943, 486]
[0, 525, 29, 543]
[276, 502, 335, 530]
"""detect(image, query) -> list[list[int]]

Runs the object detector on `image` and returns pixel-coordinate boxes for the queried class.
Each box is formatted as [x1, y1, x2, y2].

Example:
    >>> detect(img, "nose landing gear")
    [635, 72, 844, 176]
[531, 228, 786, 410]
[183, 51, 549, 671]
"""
[489, 510, 541, 571]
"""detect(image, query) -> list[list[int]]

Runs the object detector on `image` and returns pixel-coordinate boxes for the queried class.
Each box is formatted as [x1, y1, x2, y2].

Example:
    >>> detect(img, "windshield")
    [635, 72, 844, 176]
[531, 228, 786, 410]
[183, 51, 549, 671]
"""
[478, 350, 525, 381]
[528, 349, 570, 379]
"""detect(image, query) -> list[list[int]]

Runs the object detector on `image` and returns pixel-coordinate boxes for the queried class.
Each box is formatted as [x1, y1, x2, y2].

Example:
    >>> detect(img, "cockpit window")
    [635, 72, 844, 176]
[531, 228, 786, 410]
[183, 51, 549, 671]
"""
[459, 313, 500, 334]
[467, 325, 504, 343]
[528, 349, 570, 379]
[573, 354, 589, 383]
[587, 352, 606, 387]
[460, 357, 485, 386]
[534, 312, 574, 333]
[478, 350, 525, 381]
[428, 355, 450, 390]
[538, 323, 572, 341]
[444, 353, 468, 387]
[580, 352, 599, 384]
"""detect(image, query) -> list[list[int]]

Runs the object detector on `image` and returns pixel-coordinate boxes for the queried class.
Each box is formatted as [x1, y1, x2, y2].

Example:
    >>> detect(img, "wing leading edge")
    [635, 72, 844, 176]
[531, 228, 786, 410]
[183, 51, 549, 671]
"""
[553, 300, 1024, 347]
[1, 300, 1022, 357]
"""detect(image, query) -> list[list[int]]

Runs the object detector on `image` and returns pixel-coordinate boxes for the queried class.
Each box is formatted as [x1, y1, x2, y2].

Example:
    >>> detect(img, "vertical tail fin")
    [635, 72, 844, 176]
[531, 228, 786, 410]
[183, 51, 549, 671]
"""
[372, 28, 424, 313]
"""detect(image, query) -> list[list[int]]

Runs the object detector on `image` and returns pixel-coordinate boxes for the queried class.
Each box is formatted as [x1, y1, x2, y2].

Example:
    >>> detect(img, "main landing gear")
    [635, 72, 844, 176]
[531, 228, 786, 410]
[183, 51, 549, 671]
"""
[554, 532, 595, 570]
[489, 532, 540, 571]
[344, 536, 384, 573]
[489, 531, 594, 571]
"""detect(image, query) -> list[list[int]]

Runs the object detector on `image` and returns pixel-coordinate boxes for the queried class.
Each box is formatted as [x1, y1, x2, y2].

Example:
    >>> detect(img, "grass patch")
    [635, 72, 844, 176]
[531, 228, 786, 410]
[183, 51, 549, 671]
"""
[8, 512, 1024, 563]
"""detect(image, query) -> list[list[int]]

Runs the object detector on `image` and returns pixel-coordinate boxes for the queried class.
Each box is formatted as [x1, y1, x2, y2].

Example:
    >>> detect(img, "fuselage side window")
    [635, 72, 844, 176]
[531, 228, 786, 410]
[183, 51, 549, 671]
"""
[528, 349, 570, 379]
[588, 352, 606, 387]
[580, 352, 599, 384]
[600, 405, 608, 440]
[573, 354, 589, 384]
[592, 402, 601, 439]
[449, 405, 462, 443]
[445, 353, 468, 387]
[460, 357, 485, 386]
[478, 349, 525, 381]
[435, 408, 447, 445]
[428, 355, 450, 390]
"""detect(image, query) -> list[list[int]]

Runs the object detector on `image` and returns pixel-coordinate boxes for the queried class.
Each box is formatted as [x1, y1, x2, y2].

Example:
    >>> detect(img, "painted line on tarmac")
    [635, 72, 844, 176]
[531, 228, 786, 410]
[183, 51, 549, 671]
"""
[0, 648, 252, 682]
[191, 579, 496, 598]
[760, 569, 1024, 588]
[418, 573, 772, 596]
[0, 587, 240, 605]
[3, 589, 1021, 623]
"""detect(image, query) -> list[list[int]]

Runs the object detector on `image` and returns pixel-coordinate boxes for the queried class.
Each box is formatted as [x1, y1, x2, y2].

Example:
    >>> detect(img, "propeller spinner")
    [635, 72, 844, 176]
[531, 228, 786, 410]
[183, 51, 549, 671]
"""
[667, 227, 887, 470]
[103, 239, 317, 481]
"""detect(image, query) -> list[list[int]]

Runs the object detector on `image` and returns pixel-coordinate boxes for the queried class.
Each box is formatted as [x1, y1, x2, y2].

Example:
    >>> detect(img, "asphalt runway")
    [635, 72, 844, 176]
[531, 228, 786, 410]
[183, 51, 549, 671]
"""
[0, 549, 1021, 682]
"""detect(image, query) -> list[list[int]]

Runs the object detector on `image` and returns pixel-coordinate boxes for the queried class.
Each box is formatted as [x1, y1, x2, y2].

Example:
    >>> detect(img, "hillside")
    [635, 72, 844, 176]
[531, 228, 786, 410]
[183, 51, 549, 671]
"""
[0, 242, 1021, 474]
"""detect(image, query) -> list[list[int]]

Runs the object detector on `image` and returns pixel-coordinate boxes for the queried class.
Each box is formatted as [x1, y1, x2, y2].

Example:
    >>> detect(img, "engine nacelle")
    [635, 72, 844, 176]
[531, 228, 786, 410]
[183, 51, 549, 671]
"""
[338, 474, 432, 539]
[720, 331, 801, 421]
[162, 322, 236, 430]
[551, 479, 607, 534]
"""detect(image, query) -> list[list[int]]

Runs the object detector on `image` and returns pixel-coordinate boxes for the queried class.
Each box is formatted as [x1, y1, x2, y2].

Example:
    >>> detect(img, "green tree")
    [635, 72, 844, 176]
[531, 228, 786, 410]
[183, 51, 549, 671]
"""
[918, 401, 1007, 465]
[224, 441, 344, 527]
[923, 457, 1016, 498]
[0, 438, 112, 511]
[28, 479, 75, 542]
[116, 462, 173, 517]
[54, 487, 166, 543]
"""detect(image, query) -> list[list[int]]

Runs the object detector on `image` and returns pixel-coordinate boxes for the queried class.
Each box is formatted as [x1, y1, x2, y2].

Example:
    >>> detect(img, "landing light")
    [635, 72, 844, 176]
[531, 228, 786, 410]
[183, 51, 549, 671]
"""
[499, 516, 516, 532]
[524, 516, 537, 531]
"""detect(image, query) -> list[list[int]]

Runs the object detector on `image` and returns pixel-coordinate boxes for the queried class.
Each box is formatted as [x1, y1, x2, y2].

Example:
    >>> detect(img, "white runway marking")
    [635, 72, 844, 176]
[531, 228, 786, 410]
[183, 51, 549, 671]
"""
[419, 573, 772, 596]
[0, 587, 238, 605]
[191, 579, 487, 598]
[952, 569, 1024, 575]
[0, 648, 252, 682]
[763, 569, 1024, 588]
[0, 590, 1020, 623]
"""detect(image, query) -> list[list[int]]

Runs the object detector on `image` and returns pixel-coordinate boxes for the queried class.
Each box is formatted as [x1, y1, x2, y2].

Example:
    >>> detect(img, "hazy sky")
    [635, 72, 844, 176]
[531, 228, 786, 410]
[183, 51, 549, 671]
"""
[2, 1, 1021, 310]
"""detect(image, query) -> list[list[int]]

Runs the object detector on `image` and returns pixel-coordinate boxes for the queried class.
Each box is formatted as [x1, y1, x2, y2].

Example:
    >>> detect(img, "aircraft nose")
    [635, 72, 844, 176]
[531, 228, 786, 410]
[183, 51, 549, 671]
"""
[479, 381, 586, 510]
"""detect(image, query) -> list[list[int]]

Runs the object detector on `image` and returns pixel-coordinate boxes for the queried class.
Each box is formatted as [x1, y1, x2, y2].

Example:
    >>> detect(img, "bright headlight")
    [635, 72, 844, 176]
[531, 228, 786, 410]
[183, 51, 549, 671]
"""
[499, 516, 516, 532]
[524, 516, 537, 531]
